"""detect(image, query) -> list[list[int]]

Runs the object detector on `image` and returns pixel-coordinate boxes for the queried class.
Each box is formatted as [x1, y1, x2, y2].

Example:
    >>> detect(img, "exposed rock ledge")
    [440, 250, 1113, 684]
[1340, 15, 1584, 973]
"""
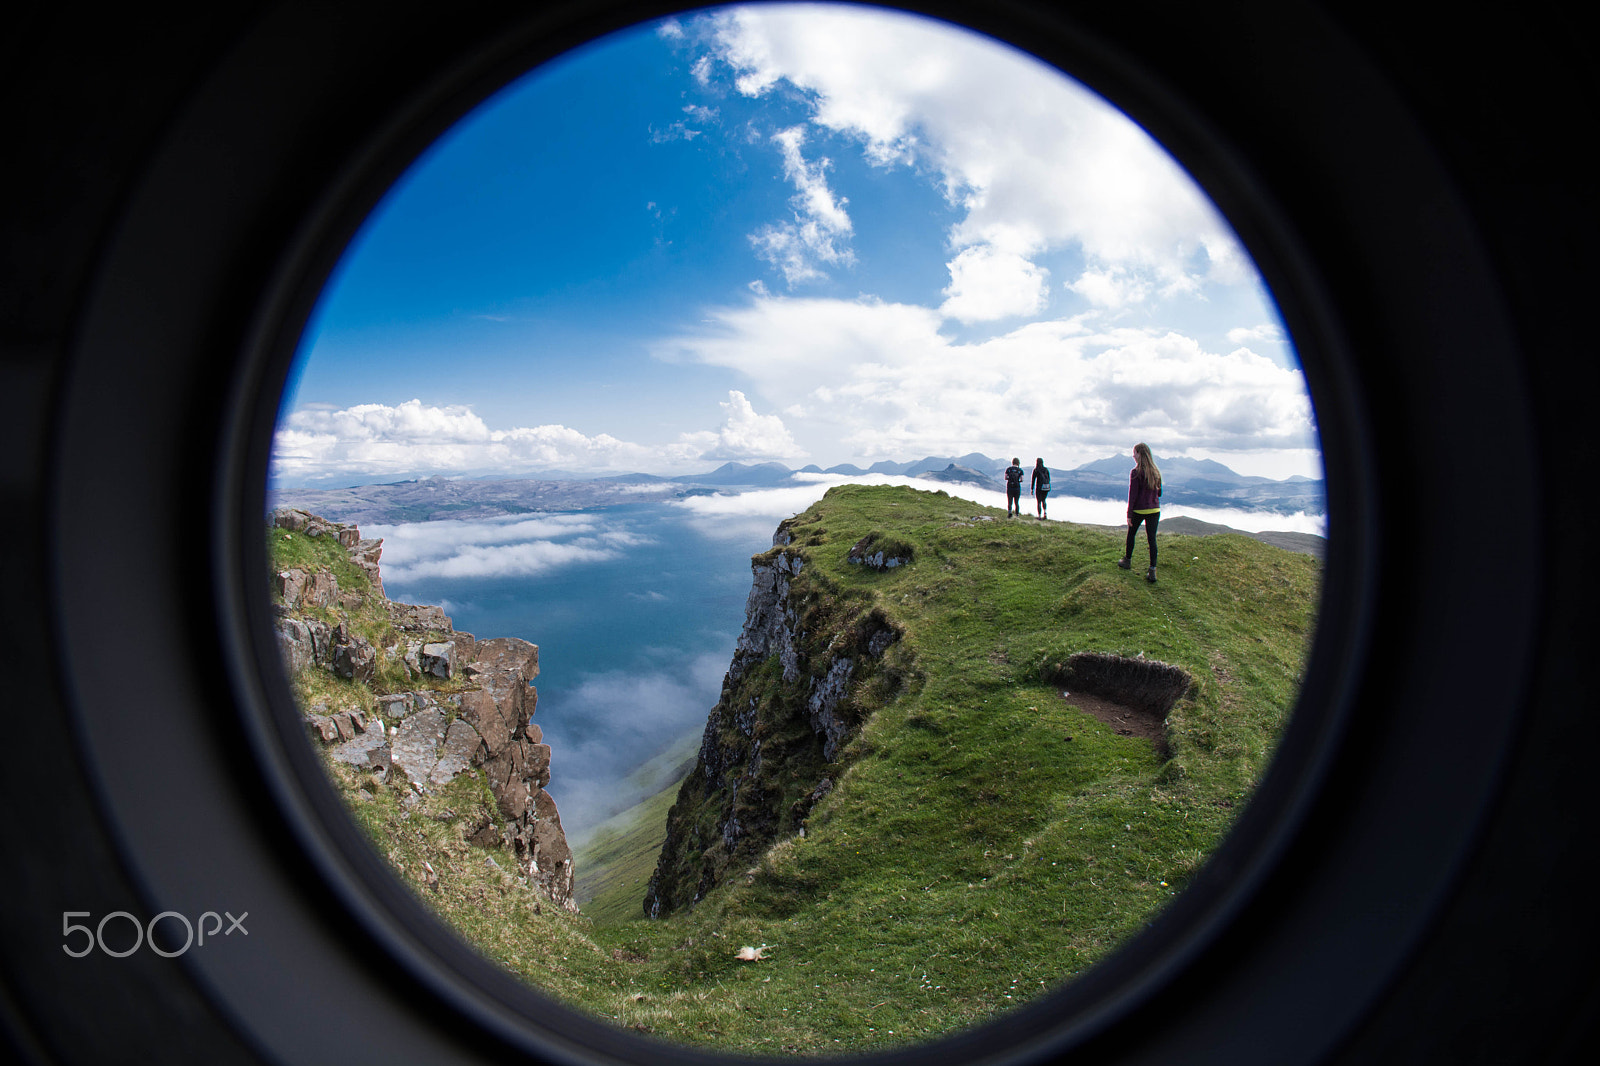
[644, 515, 903, 918]
[270, 507, 575, 911]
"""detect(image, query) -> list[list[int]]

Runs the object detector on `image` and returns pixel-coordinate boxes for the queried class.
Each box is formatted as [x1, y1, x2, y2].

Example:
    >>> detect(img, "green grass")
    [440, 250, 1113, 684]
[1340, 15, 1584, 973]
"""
[270, 523, 458, 702]
[268, 523, 372, 594]
[296, 485, 1319, 1055]
[573, 729, 701, 925]
[575, 782, 684, 925]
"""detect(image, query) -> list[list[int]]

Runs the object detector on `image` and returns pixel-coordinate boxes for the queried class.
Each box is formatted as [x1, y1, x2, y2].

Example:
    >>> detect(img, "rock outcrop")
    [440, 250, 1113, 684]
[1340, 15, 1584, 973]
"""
[643, 517, 905, 918]
[270, 508, 575, 910]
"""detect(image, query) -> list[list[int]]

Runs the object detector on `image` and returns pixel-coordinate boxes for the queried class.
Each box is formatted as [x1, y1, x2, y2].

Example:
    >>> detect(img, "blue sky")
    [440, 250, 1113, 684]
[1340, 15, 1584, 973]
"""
[275, 3, 1320, 487]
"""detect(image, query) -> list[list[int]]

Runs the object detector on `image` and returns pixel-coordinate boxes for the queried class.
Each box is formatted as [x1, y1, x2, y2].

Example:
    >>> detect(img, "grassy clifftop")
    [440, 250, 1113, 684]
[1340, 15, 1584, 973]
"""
[304, 485, 1318, 1055]
[568, 485, 1315, 1053]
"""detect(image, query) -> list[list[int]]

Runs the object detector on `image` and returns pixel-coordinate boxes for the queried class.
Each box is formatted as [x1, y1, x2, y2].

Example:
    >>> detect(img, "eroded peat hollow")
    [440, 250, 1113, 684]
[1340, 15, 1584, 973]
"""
[280, 484, 1319, 1054]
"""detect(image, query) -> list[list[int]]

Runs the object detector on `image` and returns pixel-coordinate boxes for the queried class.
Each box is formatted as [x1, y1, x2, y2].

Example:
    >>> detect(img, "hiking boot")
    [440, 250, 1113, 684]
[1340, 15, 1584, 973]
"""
[1146, 566, 1158, 583]
[1116, 557, 1131, 570]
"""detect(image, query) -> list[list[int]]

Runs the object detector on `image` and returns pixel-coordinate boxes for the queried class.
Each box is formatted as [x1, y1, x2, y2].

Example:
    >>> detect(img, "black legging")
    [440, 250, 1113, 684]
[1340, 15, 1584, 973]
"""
[1125, 511, 1159, 566]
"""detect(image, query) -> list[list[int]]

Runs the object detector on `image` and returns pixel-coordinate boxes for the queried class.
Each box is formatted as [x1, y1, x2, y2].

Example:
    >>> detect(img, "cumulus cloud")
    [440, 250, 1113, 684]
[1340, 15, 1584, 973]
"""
[660, 295, 1317, 467]
[272, 391, 805, 483]
[748, 126, 855, 286]
[940, 245, 1050, 322]
[695, 4, 1246, 301]
[1067, 266, 1153, 309]
[679, 389, 806, 460]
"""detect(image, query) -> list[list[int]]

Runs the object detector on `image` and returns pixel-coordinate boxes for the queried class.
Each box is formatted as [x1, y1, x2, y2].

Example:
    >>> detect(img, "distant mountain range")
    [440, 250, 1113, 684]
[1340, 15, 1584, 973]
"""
[656, 452, 1325, 515]
[271, 452, 1324, 525]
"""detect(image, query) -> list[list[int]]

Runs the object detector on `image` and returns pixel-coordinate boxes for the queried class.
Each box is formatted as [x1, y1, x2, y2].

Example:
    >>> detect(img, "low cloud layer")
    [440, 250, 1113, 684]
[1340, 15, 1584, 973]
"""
[670, 474, 1325, 537]
[272, 390, 799, 485]
[365, 513, 653, 582]
[551, 652, 730, 846]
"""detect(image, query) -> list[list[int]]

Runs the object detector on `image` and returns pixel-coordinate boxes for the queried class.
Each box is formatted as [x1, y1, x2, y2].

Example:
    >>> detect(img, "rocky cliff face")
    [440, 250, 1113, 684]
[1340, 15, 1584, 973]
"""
[270, 507, 575, 911]
[642, 515, 904, 917]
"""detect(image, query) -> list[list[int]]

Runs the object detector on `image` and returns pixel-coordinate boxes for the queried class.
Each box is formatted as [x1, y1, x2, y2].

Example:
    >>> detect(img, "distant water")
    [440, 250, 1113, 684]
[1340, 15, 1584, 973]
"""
[367, 500, 774, 845]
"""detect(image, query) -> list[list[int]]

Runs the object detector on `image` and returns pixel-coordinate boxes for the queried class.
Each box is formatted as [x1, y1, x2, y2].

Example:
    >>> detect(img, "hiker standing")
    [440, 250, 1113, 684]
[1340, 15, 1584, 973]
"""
[1117, 443, 1162, 582]
[1004, 457, 1024, 516]
[1030, 458, 1051, 519]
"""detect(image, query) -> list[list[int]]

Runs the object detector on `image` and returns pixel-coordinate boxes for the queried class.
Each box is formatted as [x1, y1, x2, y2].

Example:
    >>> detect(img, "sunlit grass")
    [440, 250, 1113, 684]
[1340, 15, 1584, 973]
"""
[293, 484, 1319, 1053]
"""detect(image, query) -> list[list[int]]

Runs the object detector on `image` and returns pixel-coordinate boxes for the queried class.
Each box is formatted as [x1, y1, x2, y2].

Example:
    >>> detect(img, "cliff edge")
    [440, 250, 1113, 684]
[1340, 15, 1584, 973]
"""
[643, 510, 906, 917]
[269, 507, 576, 910]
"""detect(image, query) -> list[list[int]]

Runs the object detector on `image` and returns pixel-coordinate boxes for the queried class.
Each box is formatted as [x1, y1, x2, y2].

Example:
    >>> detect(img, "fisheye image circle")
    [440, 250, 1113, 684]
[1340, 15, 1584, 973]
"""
[266, 3, 1325, 1054]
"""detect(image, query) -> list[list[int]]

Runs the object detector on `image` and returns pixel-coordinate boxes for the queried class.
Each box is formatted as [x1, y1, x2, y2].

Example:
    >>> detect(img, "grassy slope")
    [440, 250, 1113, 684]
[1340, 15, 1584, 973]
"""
[285, 486, 1319, 1056]
[268, 524, 457, 705]
[575, 784, 683, 924]
[574, 729, 700, 923]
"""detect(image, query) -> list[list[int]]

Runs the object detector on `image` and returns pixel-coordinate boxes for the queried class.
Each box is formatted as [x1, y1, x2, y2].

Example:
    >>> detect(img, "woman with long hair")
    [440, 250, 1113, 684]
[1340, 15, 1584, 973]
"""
[1030, 457, 1051, 518]
[1117, 442, 1162, 582]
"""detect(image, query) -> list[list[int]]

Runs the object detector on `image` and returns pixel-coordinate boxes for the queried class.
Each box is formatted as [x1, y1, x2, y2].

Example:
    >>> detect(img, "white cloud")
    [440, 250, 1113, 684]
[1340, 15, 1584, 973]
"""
[669, 474, 1324, 536]
[1067, 266, 1152, 309]
[369, 513, 600, 555]
[940, 245, 1050, 322]
[671, 475, 1017, 541]
[1039, 494, 1325, 535]
[697, 4, 1246, 297]
[363, 512, 645, 583]
[649, 122, 703, 143]
[650, 103, 720, 144]
[748, 126, 855, 286]
[271, 390, 806, 483]
[689, 389, 806, 460]
[384, 538, 624, 581]
[660, 295, 1317, 467]
[1227, 323, 1285, 345]
[551, 651, 731, 844]
[653, 295, 947, 400]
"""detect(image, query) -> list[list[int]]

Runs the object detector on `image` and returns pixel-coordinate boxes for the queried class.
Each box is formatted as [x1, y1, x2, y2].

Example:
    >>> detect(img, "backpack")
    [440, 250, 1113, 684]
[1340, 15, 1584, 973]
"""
[1005, 466, 1023, 485]
[1036, 468, 1050, 491]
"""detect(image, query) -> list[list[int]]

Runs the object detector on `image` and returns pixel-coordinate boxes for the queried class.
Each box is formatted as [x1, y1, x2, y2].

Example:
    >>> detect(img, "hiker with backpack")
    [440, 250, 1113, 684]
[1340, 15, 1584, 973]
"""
[1117, 442, 1162, 583]
[1030, 458, 1051, 518]
[1003, 457, 1024, 516]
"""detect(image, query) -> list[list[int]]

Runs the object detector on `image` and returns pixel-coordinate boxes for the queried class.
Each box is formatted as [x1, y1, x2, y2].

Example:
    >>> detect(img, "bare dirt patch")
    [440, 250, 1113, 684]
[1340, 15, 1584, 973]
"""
[1057, 689, 1171, 757]
[1042, 651, 1193, 758]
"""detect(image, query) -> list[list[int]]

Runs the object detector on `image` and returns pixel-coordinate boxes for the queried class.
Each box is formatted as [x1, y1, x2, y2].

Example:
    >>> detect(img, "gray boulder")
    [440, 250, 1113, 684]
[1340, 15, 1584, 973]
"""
[428, 719, 485, 786]
[470, 637, 540, 681]
[390, 709, 448, 788]
[420, 642, 455, 680]
[332, 635, 376, 683]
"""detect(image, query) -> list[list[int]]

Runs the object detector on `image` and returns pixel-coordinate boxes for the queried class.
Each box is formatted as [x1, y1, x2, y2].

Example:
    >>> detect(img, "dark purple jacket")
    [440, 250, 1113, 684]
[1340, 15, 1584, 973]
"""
[1128, 468, 1162, 512]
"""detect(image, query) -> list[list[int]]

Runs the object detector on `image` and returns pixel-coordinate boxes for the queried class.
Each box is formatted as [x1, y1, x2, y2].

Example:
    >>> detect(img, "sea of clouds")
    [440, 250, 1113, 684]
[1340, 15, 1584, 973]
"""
[362, 477, 1322, 843]
[670, 473, 1328, 538]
